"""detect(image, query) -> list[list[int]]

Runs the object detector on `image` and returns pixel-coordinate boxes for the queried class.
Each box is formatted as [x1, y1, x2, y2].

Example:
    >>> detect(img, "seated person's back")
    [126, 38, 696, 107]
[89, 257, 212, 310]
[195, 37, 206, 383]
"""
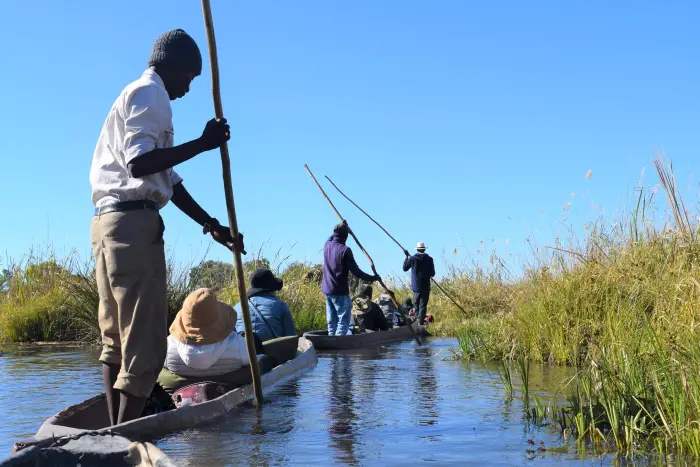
[235, 268, 296, 342]
[164, 288, 249, 378]
[352, 284, 391, 332]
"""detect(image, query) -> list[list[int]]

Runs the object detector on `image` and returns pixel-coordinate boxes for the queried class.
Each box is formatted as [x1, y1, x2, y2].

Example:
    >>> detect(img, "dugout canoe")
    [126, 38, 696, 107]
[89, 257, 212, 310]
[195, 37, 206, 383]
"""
[12, 337, 317, 453]
[302, 320, 426, 350]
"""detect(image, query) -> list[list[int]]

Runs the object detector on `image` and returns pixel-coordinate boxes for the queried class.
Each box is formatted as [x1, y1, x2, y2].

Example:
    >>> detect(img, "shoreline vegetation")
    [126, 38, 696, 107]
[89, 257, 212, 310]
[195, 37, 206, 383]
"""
[2, 157, 699, 457]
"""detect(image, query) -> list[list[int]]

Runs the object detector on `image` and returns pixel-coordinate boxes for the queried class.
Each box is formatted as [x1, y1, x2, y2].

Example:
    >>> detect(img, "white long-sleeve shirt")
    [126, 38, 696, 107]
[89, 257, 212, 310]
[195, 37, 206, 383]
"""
[90, 69, 182, 209]
[164, 332, 250, 377]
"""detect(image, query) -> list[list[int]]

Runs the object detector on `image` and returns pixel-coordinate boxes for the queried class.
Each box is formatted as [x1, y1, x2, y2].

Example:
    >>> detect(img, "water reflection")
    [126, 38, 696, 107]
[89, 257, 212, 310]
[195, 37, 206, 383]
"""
[411, 346, 439, 428]
[327, 356, 358, 465]
[154, 377, 303, 466]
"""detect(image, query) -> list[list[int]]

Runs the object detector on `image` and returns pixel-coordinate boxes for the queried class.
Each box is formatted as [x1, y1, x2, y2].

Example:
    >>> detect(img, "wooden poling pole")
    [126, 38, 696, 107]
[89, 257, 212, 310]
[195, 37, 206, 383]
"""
[325, 175, 469, 316]
[201, 0, 263, 405]
[304, 165, 423, 345]
[324, 176, 405, 251]
[428, 280, 468, 316]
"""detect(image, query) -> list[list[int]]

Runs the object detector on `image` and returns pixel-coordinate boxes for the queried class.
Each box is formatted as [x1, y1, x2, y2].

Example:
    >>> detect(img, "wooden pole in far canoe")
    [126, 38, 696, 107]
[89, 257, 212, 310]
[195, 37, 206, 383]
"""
[324, 175, 469, 316]
[304, 165, 423, 345]
[201, 0, 263, 405]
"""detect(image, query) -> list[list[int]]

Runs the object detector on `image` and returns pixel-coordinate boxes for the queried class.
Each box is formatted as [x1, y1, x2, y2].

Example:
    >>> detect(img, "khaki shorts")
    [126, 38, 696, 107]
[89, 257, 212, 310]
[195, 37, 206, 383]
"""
[90, 209, 168, 398]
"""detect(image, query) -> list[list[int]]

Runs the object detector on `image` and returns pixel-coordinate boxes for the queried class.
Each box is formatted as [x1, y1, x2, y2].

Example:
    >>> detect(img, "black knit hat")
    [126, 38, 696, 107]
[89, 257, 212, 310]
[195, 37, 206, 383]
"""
[148, 29, 202, 75]
[333, 222, 349, 238]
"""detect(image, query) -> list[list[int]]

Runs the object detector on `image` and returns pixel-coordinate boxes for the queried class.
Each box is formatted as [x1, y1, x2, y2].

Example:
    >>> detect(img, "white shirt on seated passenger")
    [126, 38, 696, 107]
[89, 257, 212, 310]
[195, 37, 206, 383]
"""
[164, 331, 250, 378]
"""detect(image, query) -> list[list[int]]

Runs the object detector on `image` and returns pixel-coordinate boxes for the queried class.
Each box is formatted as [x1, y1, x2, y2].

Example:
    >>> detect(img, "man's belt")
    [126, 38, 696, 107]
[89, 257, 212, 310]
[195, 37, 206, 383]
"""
[94, 200, 159, 216]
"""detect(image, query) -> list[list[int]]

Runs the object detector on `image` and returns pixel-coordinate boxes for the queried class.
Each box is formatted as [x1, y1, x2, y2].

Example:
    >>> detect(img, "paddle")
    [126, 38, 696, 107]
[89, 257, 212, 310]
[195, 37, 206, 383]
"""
[201, 0, 263, 405]
[304, 164, 423, 345]
[324, 175, 469, 316]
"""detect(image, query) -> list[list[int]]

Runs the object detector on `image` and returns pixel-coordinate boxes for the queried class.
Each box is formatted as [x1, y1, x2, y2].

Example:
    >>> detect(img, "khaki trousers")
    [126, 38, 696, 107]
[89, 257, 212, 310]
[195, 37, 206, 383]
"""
[90, 209, 168, 398]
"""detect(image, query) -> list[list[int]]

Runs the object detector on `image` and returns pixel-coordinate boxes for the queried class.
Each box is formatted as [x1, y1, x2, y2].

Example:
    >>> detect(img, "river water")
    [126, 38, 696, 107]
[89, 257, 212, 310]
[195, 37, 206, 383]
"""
[0, 338, 666, 466]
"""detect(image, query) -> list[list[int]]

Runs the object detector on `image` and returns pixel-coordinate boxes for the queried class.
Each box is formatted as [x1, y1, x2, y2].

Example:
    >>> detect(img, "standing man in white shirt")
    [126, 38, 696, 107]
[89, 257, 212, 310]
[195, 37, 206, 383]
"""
[89, 29, 244, 425]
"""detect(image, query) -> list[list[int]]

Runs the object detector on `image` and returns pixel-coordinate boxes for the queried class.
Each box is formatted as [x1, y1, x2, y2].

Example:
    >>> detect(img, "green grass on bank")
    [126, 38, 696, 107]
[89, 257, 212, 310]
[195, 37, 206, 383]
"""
[0, 242, 481, 344]
[0, 252, 332, 343]
[449, 206, 700, 455]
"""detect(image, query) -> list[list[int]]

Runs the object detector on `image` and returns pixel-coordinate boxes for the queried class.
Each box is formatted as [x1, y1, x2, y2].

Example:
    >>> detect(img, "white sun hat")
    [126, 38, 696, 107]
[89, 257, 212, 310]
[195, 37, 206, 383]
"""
[416, 242, 427, 250]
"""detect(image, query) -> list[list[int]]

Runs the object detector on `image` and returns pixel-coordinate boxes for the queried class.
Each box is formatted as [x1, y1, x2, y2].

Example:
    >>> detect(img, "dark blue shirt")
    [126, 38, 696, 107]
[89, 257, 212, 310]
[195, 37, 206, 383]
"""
[322, 236, 375, 296]
[403, 252, 435, 292]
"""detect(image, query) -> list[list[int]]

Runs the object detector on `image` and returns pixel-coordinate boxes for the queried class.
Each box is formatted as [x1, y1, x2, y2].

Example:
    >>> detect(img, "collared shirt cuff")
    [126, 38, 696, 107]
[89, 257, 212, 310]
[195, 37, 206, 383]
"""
[124, 142, 156, 165]
[170, 170, 183, 186]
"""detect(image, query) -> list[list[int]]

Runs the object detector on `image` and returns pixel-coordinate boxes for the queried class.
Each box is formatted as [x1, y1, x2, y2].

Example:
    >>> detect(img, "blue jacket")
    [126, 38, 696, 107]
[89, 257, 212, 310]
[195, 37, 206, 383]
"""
[234, 293, 297, 342]
[322, 235, 376, 296]
[403, 252, 435, 292]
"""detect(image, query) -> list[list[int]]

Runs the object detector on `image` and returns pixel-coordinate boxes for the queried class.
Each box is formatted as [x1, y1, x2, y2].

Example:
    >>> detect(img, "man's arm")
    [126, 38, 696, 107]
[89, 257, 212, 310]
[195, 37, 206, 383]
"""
[128, 119, 229, 178]
[170, 182, 213, 227]
[344, 248, 378, 282]
[402, 256, 413, 272]
[170, 182, 246, 254]
[429, 257, 436, 278]
[128, 139, 206, 178]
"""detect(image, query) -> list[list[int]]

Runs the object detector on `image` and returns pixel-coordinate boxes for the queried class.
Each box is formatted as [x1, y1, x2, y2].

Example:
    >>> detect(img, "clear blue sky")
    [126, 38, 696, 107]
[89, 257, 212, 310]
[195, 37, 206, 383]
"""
[1, 0, 699, 280]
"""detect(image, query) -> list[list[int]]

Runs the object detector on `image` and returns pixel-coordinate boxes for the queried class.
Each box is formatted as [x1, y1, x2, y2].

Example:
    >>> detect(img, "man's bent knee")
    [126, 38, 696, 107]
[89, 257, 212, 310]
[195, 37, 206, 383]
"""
[114, 371, 158, 399]
[100, 345, 122, 366]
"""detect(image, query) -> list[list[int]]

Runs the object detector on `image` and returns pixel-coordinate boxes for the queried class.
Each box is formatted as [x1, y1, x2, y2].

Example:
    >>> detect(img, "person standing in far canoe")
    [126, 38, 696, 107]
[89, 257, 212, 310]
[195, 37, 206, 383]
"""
[403, 242, 436, 325]
[89, 29, 245, 426]
[322, 222, 380, 336]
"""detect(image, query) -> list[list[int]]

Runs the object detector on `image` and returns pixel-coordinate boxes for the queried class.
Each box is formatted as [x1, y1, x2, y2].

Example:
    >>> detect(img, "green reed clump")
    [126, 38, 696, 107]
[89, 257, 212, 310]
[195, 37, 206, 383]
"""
[0, 246, 331, 344]
[0, 250, 78, 342]
[550, 324, 700, 456]
[278, 263, 327, 332]
[390, 261, 512, 338]
[444, 163, 700, 455]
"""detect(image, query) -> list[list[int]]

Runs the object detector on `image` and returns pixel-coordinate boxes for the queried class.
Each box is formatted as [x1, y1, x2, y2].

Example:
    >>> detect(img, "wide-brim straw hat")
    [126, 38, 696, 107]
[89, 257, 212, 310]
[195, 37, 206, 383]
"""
[416, 242, 427, 250]
[170, 288, 237, 345]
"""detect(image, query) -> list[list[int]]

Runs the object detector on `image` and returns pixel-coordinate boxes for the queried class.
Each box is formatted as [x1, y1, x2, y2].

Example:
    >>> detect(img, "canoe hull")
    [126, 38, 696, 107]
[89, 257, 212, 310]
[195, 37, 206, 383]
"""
[302, 320, 426, 350]
[33, 337, 318, 442]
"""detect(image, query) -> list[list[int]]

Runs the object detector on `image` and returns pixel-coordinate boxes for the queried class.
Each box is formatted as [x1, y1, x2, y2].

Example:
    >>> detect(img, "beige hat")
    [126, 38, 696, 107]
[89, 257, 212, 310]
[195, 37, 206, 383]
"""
[169, 288, 237, 345]
[416, 242, 427, 250]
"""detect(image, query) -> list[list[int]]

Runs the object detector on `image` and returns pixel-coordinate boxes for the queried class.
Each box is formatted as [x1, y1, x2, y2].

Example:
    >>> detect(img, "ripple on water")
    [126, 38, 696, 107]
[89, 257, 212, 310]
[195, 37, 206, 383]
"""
[0, 346, 103, 446]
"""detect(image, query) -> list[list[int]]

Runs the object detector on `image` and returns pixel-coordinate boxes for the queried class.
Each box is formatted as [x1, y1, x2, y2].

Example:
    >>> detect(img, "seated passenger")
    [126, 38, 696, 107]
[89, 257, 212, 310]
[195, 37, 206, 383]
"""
[234, 268, 297, 342]
[157, 288, 266, 394]
[376, 292, 400, 327]
[351, 284, 391, 332]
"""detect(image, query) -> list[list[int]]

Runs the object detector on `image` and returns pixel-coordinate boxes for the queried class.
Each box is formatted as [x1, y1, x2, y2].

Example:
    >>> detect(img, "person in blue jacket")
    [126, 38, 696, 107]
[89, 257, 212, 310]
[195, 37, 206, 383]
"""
[235, 268, 296, 342]
[402, 242, 436, 325]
